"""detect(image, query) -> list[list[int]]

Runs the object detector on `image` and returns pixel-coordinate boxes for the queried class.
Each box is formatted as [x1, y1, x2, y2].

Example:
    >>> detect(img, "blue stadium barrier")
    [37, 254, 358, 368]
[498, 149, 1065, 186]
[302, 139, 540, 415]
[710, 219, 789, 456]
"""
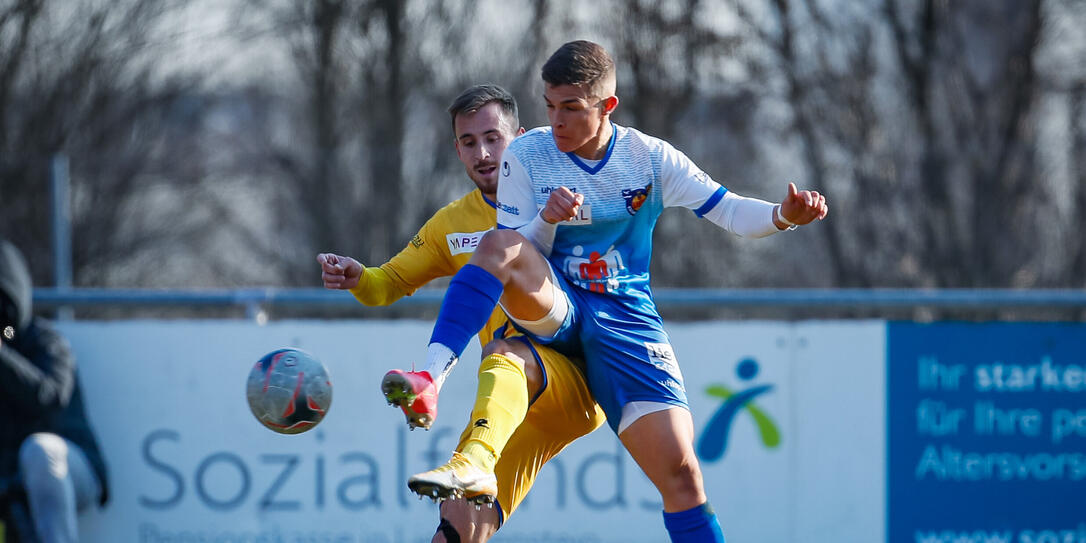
[31, 287, 1086, 313]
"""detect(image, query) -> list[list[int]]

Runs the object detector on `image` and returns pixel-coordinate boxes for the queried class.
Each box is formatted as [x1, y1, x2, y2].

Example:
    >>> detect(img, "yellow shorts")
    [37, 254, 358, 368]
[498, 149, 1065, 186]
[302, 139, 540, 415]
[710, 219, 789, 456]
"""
[453, 338, 606, 521]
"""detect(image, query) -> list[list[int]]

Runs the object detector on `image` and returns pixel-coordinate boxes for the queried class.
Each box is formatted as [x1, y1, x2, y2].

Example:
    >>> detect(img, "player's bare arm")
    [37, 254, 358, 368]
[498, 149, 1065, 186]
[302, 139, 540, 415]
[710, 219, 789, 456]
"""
[316, 253, 363, 290]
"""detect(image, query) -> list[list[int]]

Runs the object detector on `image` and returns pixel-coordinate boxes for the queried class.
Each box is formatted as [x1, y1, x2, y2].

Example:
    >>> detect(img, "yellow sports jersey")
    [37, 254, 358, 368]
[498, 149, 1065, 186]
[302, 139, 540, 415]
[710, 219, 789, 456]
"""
[348, 189, 507, 345]
[349, 188, 607, 519]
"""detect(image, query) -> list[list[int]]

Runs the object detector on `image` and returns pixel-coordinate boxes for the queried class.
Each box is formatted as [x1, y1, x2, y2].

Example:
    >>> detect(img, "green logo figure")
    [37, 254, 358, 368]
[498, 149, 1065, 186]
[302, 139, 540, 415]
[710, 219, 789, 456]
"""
[697, 357, 781, 462]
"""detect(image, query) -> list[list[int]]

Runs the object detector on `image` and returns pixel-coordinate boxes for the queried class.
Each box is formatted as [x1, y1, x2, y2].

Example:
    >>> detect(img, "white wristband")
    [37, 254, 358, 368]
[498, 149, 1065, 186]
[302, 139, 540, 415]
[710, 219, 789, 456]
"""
[516, 211, 558, 256]
[775, 205, 797, 230]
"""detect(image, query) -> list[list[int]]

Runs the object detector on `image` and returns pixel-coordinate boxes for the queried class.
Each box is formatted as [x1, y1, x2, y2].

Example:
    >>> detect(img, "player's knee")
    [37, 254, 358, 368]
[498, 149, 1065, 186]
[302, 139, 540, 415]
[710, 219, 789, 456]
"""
[18, 433, 67, 480]
[478, 228, 526, 252]
[473, 229, 530, 268]
[482, 338, 516, 361]
[661, 460, 705, 501]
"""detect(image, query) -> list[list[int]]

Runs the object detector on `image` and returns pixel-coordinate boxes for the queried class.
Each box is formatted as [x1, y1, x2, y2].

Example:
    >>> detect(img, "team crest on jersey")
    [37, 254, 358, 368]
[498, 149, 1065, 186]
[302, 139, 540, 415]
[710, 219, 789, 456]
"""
[622, 183, 652, 215]
[502, 161, 510, 177]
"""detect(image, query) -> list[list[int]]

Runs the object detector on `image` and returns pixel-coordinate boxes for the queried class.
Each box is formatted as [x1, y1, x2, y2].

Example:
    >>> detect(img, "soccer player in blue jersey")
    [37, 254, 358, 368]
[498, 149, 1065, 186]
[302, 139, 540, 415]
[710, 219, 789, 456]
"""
[396, 41, 828, 542]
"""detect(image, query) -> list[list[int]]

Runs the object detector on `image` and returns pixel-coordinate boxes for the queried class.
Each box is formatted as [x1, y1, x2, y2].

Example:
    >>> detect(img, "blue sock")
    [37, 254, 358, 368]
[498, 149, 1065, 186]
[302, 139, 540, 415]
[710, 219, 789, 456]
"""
[662, 503, 725, 543]
[429, 264, 504, 357]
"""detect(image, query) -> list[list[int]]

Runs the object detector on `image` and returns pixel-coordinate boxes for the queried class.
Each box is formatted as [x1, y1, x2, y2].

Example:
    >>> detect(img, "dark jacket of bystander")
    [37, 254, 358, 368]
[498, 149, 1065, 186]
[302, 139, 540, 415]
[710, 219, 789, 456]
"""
[0, 240, 109, 506]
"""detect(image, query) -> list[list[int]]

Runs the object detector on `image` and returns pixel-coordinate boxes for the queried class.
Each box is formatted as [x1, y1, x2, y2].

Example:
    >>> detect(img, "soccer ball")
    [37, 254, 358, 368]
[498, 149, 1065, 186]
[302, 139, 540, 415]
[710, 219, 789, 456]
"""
[246, 348, 332, 434]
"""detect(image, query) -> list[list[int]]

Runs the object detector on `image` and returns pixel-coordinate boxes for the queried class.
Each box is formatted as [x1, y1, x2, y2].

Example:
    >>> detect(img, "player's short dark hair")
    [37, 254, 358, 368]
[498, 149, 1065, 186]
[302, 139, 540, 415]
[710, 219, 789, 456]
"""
[541, 40, 615, 96]
[447, 84, 519, 135]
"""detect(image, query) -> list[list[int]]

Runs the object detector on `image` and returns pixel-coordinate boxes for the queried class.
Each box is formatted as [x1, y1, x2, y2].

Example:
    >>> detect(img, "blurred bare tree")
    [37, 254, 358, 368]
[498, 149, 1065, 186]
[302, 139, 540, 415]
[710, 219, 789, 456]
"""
[0, 0, 219, 287]
[3, 0, 1085, 299]
[721, 0, 1071, 289]
[228, 0, 412, 286]
[1073, 83, 1086, 286]
[230, 0, 558, 286]
[597, 0, 776, 289]
[1048, 0, 1086, 290]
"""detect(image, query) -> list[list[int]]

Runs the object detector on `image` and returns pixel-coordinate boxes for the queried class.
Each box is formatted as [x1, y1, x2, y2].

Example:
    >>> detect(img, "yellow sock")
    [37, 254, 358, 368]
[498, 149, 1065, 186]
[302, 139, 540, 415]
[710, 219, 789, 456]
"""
[460, 353, 529, 473]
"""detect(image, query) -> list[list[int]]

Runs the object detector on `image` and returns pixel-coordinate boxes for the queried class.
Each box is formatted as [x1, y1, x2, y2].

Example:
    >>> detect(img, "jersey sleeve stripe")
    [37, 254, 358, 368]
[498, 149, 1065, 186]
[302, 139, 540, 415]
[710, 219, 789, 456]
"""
[692, 186, 728, 218]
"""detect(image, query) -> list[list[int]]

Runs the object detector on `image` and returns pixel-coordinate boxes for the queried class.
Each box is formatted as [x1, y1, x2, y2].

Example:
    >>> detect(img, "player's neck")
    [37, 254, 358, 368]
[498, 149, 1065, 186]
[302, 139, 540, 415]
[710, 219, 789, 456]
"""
[573, 120, 613, 161]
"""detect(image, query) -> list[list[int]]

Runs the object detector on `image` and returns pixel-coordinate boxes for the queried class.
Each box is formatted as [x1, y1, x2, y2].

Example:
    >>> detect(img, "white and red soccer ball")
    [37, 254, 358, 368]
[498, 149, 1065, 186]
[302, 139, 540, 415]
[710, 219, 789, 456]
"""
[246, 348, 332, 434]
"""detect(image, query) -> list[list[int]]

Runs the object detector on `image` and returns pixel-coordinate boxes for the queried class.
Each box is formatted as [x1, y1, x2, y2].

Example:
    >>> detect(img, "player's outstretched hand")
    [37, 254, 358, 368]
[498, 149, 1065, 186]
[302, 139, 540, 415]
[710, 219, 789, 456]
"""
[317, 253, 363, 290]
[779, 182, 828, 226]
[541, 187, 585, 224]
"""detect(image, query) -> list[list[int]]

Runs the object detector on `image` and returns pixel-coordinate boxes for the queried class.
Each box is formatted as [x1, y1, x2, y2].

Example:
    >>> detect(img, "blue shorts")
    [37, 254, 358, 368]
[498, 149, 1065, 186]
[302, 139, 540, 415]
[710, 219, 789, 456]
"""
[517, 264, 688, 434]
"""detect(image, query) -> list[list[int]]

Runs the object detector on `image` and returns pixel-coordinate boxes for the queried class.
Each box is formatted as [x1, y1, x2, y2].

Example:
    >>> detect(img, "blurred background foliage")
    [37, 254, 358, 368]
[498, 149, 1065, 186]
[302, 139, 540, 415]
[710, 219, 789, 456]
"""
[1, 0, 1084, 305]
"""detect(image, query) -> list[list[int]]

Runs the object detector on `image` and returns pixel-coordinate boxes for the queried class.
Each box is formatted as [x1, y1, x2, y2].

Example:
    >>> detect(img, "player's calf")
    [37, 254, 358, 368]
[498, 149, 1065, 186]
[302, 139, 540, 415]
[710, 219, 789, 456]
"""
[433, 499, 501, 543]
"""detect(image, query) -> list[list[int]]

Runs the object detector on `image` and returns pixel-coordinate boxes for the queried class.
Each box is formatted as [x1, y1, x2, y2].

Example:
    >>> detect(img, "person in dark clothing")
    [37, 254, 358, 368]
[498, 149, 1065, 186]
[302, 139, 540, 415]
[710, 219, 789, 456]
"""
[0, 239, 109, 542]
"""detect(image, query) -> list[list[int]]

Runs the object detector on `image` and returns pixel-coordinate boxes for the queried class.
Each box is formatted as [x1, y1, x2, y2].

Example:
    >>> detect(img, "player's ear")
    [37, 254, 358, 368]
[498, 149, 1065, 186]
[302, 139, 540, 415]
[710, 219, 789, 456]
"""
[516, 127, 526, 136]
[601, 96, 619, 115]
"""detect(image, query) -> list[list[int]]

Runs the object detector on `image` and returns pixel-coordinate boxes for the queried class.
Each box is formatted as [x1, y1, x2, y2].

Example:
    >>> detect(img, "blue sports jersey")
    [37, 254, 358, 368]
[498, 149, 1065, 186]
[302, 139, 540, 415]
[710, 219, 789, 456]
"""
[496, 123, 732, 432]
[497, 123, 728, 311]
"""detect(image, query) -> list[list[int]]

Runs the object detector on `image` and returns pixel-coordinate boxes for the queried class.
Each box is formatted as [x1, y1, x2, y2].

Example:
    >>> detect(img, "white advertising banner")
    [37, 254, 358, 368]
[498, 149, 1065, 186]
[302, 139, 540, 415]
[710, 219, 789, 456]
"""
[57, 320, 885, 543]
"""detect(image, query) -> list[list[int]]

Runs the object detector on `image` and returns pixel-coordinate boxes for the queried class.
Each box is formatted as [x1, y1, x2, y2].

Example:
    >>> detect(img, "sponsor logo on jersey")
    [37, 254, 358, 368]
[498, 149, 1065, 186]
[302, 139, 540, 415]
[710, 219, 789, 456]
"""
[411, 234, 424, 248]
[497, 202, 520, 216]
[565, 204, 592, 225]
[541, 186, 578, 195]
[622, 183, 653, 215]
[446, 228, 492, 255]
[644, 342, 681, 379]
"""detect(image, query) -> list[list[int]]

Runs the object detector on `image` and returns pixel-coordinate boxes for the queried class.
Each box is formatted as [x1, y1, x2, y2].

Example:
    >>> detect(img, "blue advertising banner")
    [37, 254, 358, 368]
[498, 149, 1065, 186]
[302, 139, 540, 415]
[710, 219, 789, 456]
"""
[888, 323, 1086, 543]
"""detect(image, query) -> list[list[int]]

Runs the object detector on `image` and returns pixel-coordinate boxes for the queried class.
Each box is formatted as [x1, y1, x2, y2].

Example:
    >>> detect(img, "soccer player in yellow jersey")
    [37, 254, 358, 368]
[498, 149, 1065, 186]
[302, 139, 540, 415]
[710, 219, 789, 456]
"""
[317, 85, 605, 542]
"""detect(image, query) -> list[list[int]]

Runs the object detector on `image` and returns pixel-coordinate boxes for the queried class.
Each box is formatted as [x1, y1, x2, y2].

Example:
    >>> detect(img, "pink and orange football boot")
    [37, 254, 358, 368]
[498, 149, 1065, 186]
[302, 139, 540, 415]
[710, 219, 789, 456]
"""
[380, 369, 438, 430]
